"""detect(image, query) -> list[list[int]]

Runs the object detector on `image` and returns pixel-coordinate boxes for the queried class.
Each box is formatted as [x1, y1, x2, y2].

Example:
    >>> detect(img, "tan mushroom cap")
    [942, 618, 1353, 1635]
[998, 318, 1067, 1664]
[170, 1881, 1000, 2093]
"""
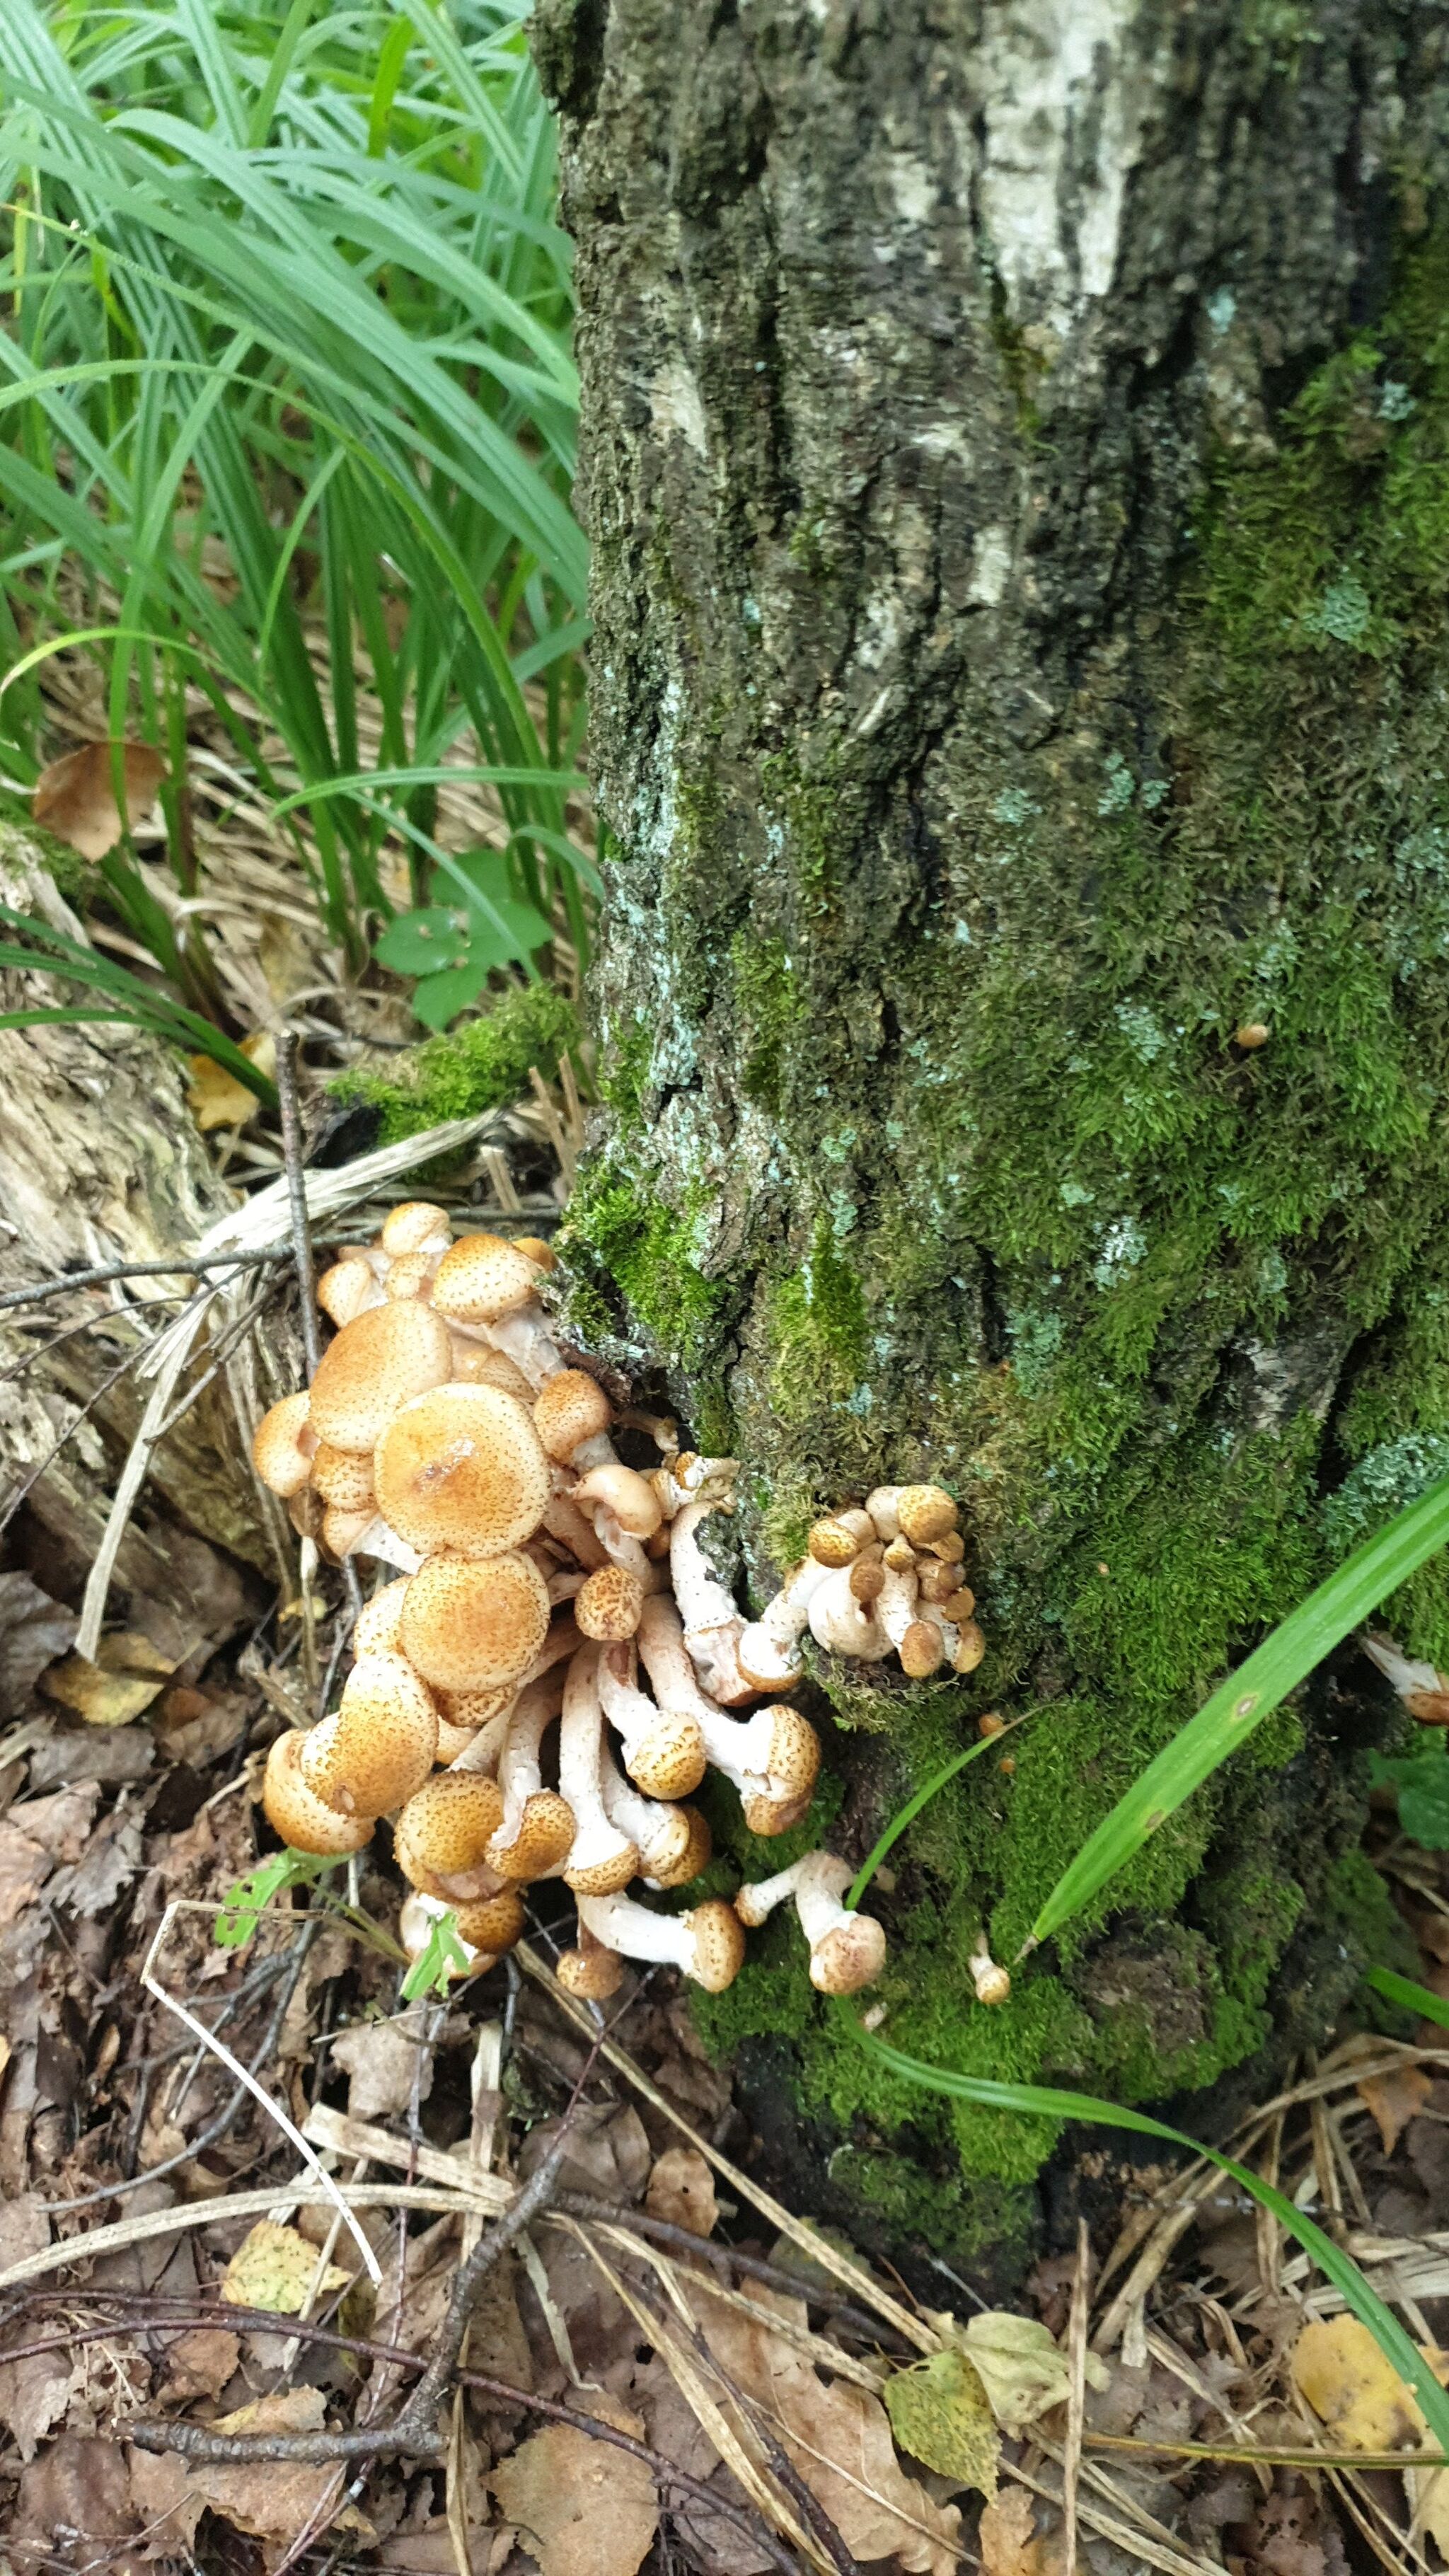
[572, 1463, 662, 1538]
[808, 1511, 875, 1568]
[558, 1924, 625, 1999]
[626, 1711, 708, 1801]
[380, 1201, 451, 1257]
[953, 1619, 987, 1675]
[899, 1619, 946, 1680]
[262, 1731, 374, 1857]
[399, 1549, 550, 1692]
[895, 1484, 959, 1547]
[810, 1914, 888, 1996]
[685, 1899, 748, 1993]
[454, 1888, 526, 1953]
[437, 1681, 515, 1730]
[432, 1231, 542, 1323]
[575, 1564, 645, 1644]
[374, 1382, 551, 1559]
[352, 1576, 411, 1658]
[299, 1653, 439, 1817]
[317, 1253, 379, 1329]
[492, 1789, 577, 1882]
[253, 1392, 316, 1498]
[384, 1251, 437, 1302]
[308, 1300, 452, 1453]
[447, 1338, 535, 1402]
[393, 1771, 505, 1895]
[321, 1501, 376, 1560]
[743, 1788, 814, 1838]
[311, 1442, 376, 1511]
[647, 1804, 712, 1890]
[533, 1369, 613, 1462]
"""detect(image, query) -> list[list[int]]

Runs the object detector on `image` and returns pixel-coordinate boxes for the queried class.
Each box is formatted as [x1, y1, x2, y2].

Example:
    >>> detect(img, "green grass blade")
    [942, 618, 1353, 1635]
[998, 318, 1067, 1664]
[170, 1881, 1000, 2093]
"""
[1027, 1474, 1449, 1953]
[840, 2011, 1449, 2454]
[1366, 1964, 1449, 2032]
[846, 1718, 1034, 1911]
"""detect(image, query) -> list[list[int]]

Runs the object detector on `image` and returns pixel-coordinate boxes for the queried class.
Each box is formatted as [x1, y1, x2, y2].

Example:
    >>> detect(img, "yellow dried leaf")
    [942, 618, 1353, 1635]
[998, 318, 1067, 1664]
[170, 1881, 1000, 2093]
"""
[645, 2145, 717, 2236]
[221, 2219, 349, 2315]
[33, 739, 166, 860]
[186, 1034, 272, 1134]
[1356, 2061, 1432, 2154]
[40, 1654, 165, 1728]
[928, 2306, 1108, 2437]
[979, 2486, 1065, 2576]
[1291, 2315, 1433, 2451]
[884, 2348, 1000, 2495]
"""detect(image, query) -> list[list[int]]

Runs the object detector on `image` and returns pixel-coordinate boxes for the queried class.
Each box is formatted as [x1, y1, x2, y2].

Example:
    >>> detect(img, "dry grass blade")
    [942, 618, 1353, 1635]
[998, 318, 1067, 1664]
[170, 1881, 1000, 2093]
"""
[579, 2219, 889, 2395]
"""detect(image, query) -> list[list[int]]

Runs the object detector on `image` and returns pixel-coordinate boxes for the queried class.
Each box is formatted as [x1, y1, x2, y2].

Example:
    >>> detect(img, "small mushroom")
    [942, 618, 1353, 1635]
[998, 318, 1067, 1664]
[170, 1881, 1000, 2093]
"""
[636, 1596, 820, 1833]
[597, 1636, 706, 1800]
[735, 1852, 887, 1994]
[865, 1484, 959, 1547]
[572, 1463, 662, 1540]
[597, 1731, 695, 1883]
[432, 1232, 544, 1324]
[383, 1250, 439, 1303]
[454, 1886, 526, 1954]
[737, 1553, 832, 1691]
[262, 1730, 374, 1857]
[299, 1653, 439, 1818]
[308, 1300, 453, 1454]
[807, 1508, 876, 1567]
[317, 1249, 385, 1328]
[642, 1803, 712, 1891]
[310, 1442, 376, 1513]
[399, 1888, 502, 1980]
[533, 1369, 616, 1469]
[447, 1339, 536, 1401]
[374, 1382, 552, 1559]
[969, 1937, 1011, 2006]
[649, 1452, 739, 1519]
[575, 1563, 645, 1642]
[669, 1499, 758, 1704]
[252, 1391, 317, 1498]
[488, 1674, 575, 1881]
[557, 1920, 625, 1999]
[807, 1564, 889, 1661]
[874, 1557, 946, 1680]
[393, 1770, 507, 1901]
[399, 1550, 550, 1693]
[352, 1576, 411, 1658]
[574, 1888, 746, 1993]
[379, 1201, 451, 1257]
[560, 1644, 638, 1895]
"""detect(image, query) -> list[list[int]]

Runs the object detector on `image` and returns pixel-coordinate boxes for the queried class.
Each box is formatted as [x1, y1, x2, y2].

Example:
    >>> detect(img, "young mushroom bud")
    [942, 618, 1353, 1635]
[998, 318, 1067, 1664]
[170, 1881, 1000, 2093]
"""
[514, 1235, 556, 1271]
[636, 1597, 821, 1832]
[899, 1622, 947, 1680]
[953, 1619, 987, 1675]
[644, 1803, 712, 1891]
[737, 1554, 831, 1691]
[454, 1887, 526, 1955]
[308, 1301, 453, 1454]
[383, 1250, 438, 1302]
[393, 1771, 507, 1900]
[597, 1639, 707, 1800]
[488, 1674, 575, 1881]
[253, 1392, 317, 1498]
[865, 1484, 959, 1547]
[447, 1339, 536, 1401]
[572, 1463, 662, 1540]
[533, 1369, 615, 1467]
[317, 1249, 385, 1328]
[379, 1201, 451, 1257]
[352, 1576, 411, 1659]
[735, 1852, 887, 1995]
[310, 1443, 376, 1512]
[560, 1644, 638, 1895]
[850, 1548, 886, 1605]
[808, 1509, 877, 1568]
[399, 1549, 550, 1693]
[575, 1889, 746, 1993]
[575, 1564, 645, 1643]
[807, 1565, 889, 1661]
[299, 1653, 439, 1818]
[399, 1890, 500, 1982]
[263, 1730, 375, 1856]
[374, 1383, 551, 1559]
[557, 1920, 625, 2000]
[969, 1937, 1011, 2006]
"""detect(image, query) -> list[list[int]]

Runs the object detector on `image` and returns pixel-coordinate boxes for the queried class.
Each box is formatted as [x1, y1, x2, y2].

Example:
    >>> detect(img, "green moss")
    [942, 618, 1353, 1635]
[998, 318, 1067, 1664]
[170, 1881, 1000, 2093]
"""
[732, 932, 801, 1114]
[768, 1228, 870, 1423]
[330, 983, 577, 1146]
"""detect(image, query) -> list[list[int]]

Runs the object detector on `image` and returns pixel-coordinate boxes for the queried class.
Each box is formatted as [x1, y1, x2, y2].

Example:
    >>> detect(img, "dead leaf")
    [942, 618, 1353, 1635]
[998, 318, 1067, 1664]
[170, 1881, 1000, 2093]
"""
[9, 1780, 102, 1861]
[520, 2100, 652, 2202]
[0, 2197, 69, 2460]
[954, 2308, 1108, 2437]
[330, 2007, 434, 2121]
[646, 2144, 717, 2236]
[0, 1569, 78, 1703]
[490, 2396, 657, 2576]
[125, 2447, 204, 2560]
[187, 2389, 373, 2553]
[33, 739, 166, 860]
[979, 2486, 1065, 2576]
[1291, 2314, 1444, 2451]
[0, 1817, 50, 1927]
[158, 2326, 241, 2401]
[221, 2219, 349, 2314]
[185, 1032, 273, 1133]
[14, 2432, 148, 2574]
[42, 1634, 172, 1726]
[884, 2347, 999, 2495]
[1356, 2061, 1433, 2154]
[151, 1684, 248, 1767]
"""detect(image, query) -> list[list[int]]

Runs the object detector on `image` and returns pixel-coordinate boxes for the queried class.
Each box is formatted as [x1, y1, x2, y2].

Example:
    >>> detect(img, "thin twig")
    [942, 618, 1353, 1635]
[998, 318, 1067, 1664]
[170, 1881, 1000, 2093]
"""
[0, 1249, 291, 1311]
[1063, 2217, 1090, 2576]
[277, 1030, 321, 1380]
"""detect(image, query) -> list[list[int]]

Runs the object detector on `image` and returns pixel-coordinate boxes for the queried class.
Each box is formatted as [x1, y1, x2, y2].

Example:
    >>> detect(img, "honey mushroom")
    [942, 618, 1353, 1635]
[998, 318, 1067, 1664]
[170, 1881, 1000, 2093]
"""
[262, 1728, 374, 1857]
[486, 1673, 575, 1879]
[558, 1641, 638, 1893]
[572, 1888, 746, 1993]
[299, 1652, 439, 1817]
[735, 1852, 887, 1994]
[636, 1595, 821, 1833]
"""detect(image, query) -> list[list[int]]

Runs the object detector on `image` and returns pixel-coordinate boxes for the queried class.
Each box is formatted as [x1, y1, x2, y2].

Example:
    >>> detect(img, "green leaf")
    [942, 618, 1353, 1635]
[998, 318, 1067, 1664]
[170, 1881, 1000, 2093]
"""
[883, 2349, 998, 2495]
[1370, 1741, 1449, 1849]
[410, 958, 493, 1031]
[215, 1848, 337, 1947]
[400, 1906, 469, 1999]
[1366, 1963, 1449, 2032]
[374, 903, 470, 978]
[1027, 1473, 1449, 1951]
[838, 2004, 1449, 2461]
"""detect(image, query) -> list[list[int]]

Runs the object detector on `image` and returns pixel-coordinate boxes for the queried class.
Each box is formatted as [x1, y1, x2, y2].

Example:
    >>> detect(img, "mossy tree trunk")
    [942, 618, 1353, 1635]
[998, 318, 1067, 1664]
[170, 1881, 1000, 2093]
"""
[535, 0, 1449, 2275]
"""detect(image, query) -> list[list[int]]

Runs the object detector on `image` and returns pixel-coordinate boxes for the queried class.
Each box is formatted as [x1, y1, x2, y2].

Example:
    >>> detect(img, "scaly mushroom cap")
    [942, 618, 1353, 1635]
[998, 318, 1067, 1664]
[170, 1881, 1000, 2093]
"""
[899, 1619, 946, 1680]
[321, 1502, 378, 1560]
[399, 1889, 498, 1979]
[558, 1924, 625, 1999]
[454, 1888, 526, 1953]
[684, 1899, 748, 1992]
[895, 1484, 959, 1547]
[252, 1392, 316, 1498]
[575, 1564, 645, 1643]
[380, 1201, 451, 1257]
[317, 1252, 382, 1329]
[572, 1463, 662, 1539]
[310, 1442, 376, 1511]
[436, 1716, 482, 1763]
[491, 1791, 576, 1882]
[399, 1549, 550, 1692]
[262, 1730, 374, 1856]
[299, 1653, 438, 1816]
[533, 1369, 614, 1462]
[437, 1682, 515, 1731]
[374, 1382, 551, 1559]
[447, 1338, 536, 1401]
[393, 1771, 506, 1896]
[742, 1787, 814, 1837]
[432, 1232, 542, 1323]
[352, 1576, 411, 1658]
[308, 1300, 452, 1453]
[514, 1236, 557, 1271]
[646, 1805, 712, 1890]
[954, 1619, 987, 1675]
[384, 1251, 437, 1303]
[807, 1510, 876, 1568]
[810, 1915, 888, 1996]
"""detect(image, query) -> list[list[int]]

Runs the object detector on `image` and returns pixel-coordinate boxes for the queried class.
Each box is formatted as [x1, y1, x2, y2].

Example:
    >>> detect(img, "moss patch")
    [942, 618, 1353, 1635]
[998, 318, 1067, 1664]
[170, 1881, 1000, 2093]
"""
[330, 983, 577, 1146]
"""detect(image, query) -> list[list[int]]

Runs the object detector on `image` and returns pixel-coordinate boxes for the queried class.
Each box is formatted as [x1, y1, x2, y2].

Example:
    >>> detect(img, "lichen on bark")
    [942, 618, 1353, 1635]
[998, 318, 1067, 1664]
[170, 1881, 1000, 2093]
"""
[536, 0, 1449, 2272]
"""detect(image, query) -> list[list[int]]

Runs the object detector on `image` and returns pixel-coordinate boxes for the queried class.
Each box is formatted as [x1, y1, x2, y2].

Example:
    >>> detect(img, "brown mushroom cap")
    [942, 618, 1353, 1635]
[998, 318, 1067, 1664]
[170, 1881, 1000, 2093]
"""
[321, 1501, 378, 1560]
[447, 1338, 536, 1401]
[317, 1252, 379, 1329]
[742, 1789, 814, 1838]
[686, 1899, 748, 1993]
[252, 1392, 316, 1498]
[308, 1300, 452, 1453]
[514, 1235, 557, 1271]
[646, 1804, 712, 1889]
[533, 1368, 613, 1462]
[352, 1576, 411, 1658]
[895, 1484, 959, 1547]
[625, 1712, 707, 1801]
[575, 1564, 645, 1643]
[310, 1442, 376, 1511]
[454, 1888, 526, 1953]
[437, 1681, 515, 1730]
[299, 1653, 439, 1817]
[432, 1232, 542, 1322]
[399, 1549, 550, 1692]
[558, 1924, 625, 1999]
[491, 1789, 576, 1882]
[953, 1619, 987, 1675]
[383, 1251, 437, 1302]
[374, 1382, 551, 1559]
[393, 1771, 506, 1895]
[380, 1201, 451, 1257]
[262, 1731, 374, 1856]
[899, 1619, 946, 1680]
[810, 1914, 888, 1996]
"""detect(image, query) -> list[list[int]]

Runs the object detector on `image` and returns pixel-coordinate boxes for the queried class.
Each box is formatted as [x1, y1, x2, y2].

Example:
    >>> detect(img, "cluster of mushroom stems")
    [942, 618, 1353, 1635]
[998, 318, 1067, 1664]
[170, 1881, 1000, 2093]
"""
[251, 1202, 996, 2005]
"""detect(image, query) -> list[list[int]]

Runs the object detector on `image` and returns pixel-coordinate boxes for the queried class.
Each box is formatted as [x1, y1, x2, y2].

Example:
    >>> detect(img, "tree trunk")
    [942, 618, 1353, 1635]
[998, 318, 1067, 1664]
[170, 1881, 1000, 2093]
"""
[535, 0, 1449, 2277]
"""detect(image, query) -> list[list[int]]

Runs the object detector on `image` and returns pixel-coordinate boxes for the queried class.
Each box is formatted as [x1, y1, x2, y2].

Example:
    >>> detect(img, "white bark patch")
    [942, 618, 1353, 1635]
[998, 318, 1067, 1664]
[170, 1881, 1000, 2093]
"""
[975, 0, 1148, 332]
[968, 525, 1012, 606]
[650, 358, 708, 456]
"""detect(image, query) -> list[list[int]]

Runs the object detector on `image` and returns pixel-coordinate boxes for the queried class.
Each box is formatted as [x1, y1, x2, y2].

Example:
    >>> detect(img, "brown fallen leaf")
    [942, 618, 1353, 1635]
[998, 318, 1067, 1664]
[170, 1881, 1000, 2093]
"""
[33, 739, 166, 860]
[0, 2197, 69, 2461]
[221, 2219, 349, 2314]
[979, 2486, 1066, 2576]
[158, 2325, 241, 2402]
[0, 1569, 78, 1703]
[185, 2389, 373, 2555]
[646, 2144, 718, 2236]
[490, 2393, 657, 2576]
[185, 1032, 274, 1133]
[14, 2432, 149, 2575]
[8, 1781, 102, 1861]
[1356, 2060, 1433, 2154]
[0, 1817, 50, 1927]
[330, 2007, 434, 2121]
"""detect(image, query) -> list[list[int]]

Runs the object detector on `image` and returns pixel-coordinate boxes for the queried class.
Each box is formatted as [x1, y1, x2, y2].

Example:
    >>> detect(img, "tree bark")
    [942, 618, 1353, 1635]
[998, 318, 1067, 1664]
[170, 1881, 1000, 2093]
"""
[536, 0, 1449, 2275]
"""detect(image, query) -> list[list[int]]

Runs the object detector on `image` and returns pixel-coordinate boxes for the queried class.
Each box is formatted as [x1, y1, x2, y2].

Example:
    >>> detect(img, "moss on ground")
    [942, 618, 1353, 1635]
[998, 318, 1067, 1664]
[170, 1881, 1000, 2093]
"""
[329, 983, 577, 1146]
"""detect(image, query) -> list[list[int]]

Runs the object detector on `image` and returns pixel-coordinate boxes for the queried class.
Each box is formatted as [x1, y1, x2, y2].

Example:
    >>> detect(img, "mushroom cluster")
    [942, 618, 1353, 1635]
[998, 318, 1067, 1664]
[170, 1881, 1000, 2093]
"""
[250, 1203, 899, 1999]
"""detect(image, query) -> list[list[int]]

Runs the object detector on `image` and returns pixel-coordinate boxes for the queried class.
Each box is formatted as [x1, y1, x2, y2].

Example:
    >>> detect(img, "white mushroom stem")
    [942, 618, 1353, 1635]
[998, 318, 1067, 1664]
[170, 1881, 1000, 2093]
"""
[446, 1704, 516, 1776]
[523, 1615, 584, 1683]
[865, 1486, 906, 1542]
[875, 1558, 919, 1653]
[636, 1596, 818, 1815]
[559, 1643, 637, 1890]
[671, 1500, 758, 1706]
[969, 1939, 1011, 2006]
[735, 1852, 887, 1995]
[598, 1734, 692, 1881]
[598, 1638, 705, 1798]
[399, 1890, 496, 1977]
[489, 1673, 567, 1854]
[807, 1565, 889, 1660]
[575, 1888, 744, 1991]
[737, 1553, 833, 1690]
[593, 1503, 664, 1588]
[543, 1485, 610, 1571]
[1362, 1630, 1449, 1721]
